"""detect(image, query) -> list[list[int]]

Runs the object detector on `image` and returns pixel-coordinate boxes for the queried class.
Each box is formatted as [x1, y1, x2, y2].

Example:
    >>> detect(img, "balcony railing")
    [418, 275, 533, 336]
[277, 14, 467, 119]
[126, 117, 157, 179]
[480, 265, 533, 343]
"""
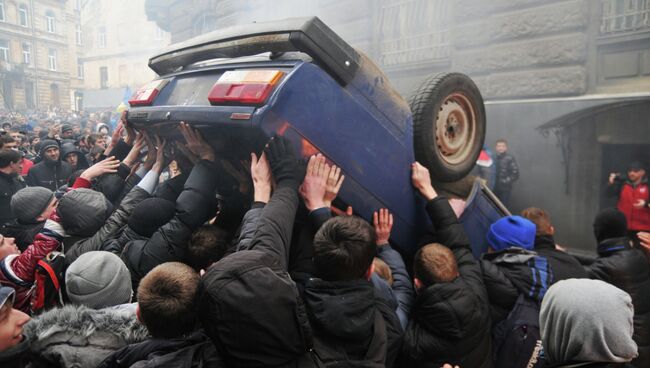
[601, 0, 650, 34]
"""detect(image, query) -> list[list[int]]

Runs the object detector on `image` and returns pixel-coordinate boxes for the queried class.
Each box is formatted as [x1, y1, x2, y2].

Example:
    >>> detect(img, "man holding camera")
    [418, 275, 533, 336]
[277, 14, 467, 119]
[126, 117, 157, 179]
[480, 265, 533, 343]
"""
[608, 161, 650, 237]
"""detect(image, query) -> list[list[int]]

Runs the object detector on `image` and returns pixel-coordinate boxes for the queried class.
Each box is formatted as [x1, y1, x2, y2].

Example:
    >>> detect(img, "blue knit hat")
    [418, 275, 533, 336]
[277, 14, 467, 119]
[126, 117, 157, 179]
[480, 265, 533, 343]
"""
[487, 216, 536, 251]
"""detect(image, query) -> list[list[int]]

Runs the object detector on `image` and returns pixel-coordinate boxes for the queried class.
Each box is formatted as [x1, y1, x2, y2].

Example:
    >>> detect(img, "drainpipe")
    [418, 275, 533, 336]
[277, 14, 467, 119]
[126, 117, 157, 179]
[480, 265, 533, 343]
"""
[29, 0, 39, 109]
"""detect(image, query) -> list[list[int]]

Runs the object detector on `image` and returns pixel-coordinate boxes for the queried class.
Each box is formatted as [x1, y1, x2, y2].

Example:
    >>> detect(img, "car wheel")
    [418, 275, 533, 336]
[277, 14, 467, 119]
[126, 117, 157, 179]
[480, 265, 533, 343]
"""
[409, 72, 486, 182]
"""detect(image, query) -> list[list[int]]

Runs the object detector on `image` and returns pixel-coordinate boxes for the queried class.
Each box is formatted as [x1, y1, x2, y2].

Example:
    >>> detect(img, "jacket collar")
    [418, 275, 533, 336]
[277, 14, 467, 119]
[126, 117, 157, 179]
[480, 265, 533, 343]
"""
[481, 246, 538, 264]
[534, 235, 556, 250]
[597, 237, 631, 256]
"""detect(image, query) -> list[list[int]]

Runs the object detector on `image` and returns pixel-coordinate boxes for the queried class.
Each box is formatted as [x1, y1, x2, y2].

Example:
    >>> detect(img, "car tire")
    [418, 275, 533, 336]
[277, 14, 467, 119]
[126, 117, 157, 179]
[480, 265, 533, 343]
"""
[409, 72, 486, 182]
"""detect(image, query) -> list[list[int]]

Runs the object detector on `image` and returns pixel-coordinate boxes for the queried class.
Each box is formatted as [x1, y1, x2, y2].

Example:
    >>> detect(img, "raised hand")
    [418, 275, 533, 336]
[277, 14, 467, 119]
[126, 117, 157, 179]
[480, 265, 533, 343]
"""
[80, 156, 120, 180]
[324, 164, 344, 208]
[179, 122, 215, 161]
[299, 154, 329, 211]
[373, 208, 394, 246]
[264, 135, 299, 188]
[251, 151, 272, 203]
[151, 136, 167, 173]
[411, 162, 437, 201]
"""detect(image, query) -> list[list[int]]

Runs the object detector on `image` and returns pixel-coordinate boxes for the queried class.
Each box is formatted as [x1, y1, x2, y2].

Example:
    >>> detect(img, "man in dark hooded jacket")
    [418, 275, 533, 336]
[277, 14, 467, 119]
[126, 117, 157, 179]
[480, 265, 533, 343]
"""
[584, 208, 650, 368]
[26, 140, 72, 190]
[401, 162, 493, 368]
[60, 142, 90, 171]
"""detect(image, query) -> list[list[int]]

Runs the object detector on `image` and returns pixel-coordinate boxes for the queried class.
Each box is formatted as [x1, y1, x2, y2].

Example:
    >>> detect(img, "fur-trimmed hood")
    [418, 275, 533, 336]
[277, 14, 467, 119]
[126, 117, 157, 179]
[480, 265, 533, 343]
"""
[24, 304, 150, 368]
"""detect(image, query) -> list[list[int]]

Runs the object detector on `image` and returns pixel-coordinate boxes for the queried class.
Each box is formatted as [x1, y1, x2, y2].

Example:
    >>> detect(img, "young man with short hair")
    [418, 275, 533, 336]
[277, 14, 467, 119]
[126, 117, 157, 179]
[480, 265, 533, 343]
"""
[402, 162, 493, 368]
[98, 262, 223, 367]
[494, 138, 519, 206]
[0, 286, 31, 367]
[0, 150, 26, 225]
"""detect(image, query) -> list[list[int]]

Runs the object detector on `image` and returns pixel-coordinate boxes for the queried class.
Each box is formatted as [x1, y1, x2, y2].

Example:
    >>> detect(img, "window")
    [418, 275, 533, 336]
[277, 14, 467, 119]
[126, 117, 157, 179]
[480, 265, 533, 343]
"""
[77, 58, 83, 78]
[47, 48, 56, 71]
[0, 1, 5, 22]
[18, 4, 28, 27]
[601, 0, 650, 34]
[100, 66, 108, 88]
[75, 24, 83, 45]
[0, 40, 8, 62]
[50, 84, 60, 107]
[21, 42, 30, 64]
[45, 10, 55, 33]
[25, 81, 34, 109]
[98, 26, 106, 48]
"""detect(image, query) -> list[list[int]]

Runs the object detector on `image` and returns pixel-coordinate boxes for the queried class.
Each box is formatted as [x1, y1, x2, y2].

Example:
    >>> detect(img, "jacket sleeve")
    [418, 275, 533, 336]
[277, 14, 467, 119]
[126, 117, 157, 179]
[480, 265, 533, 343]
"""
[235, 203, 265, 251]
[509, 155, 519, 182]
[25, 167, 37, 187]
[585, 259, 612, 283]
[606, 180, 624, 198]
[479, 259, 519, 323]
[377, 244, 415, 330]
[65, 186, 150, 265]
[248, 185, 299, 271]
[10, 232, 61, 282]
[423, 197, 485, 289]
[135, 160, 219, 276]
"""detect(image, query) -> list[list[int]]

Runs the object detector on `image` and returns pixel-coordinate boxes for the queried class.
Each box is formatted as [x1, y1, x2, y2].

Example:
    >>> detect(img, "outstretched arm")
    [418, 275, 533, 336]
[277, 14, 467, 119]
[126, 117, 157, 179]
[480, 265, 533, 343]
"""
[248, 136, 301, 270]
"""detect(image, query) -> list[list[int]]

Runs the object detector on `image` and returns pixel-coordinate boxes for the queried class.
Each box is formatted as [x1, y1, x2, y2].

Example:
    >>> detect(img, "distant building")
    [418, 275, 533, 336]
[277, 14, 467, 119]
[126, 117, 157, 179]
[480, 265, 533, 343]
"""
[80, 0, 170, 111]
[146, 0, 650, 251]
[0, 0, 83, 110]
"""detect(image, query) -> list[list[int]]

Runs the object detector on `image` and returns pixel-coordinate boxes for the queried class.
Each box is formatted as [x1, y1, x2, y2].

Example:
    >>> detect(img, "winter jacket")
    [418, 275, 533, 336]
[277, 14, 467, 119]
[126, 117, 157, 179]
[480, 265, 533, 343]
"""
[121, 160, 219, 290]
[0, 230, 63, 313]
[494, 152, 519, 193]
[26, 160, 73, 191]
[480, 247, 553, 326]
[98, 329, 224, 368]
[608, 178, 650, 231]
[533, 235, 588, 281]
[24, 304, 150, 368]
[102, 226, 148, 256]
[402, 197, 493, 368]
[377, 243, 415, 329]
[586, 237, 650, 368]
[0, 171, 26, 224]
[64, 186, 150, 266]
[60, 143, 90, 171]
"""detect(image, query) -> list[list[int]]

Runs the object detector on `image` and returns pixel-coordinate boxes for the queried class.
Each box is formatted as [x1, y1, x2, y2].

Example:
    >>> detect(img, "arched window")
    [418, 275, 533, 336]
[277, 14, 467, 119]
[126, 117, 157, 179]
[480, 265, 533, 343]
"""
[18, 4, 29, 27]
[45, 10, 55, 33]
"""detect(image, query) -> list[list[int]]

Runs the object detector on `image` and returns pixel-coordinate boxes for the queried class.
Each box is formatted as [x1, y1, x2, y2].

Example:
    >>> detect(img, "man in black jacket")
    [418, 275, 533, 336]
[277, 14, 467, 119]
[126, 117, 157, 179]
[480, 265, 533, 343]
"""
[401, 162, 493, 368]
[25, 140, 72, 191]
[521, 207, 587, 281]
[585, 208, 650, 368]
[0, 150, 26, 225]
[494, 139, 519, 206]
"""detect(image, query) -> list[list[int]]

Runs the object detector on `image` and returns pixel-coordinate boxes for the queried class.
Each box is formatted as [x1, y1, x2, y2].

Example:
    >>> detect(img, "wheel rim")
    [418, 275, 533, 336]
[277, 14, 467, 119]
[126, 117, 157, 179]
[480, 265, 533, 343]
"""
[434, 92, 477, 166]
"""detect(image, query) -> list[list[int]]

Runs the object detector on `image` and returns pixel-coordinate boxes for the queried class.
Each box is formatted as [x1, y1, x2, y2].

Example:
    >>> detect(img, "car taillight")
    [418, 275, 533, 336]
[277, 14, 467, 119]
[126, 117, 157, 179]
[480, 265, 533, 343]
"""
[208, 70, 284, 105]
[128, 79, 169, 106]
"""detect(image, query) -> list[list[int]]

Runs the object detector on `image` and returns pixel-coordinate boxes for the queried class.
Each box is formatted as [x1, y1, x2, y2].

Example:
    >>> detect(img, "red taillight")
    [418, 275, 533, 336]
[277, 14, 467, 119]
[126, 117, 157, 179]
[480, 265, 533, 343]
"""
[208, 70, 284, 105]
[128, 79, 169, 106]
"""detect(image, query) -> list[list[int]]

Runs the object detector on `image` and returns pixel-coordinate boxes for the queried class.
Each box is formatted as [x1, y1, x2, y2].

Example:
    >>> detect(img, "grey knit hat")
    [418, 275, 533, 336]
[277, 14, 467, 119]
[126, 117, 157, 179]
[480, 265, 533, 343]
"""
[65, 251, 132, 309]
[11, 187, 54, 223]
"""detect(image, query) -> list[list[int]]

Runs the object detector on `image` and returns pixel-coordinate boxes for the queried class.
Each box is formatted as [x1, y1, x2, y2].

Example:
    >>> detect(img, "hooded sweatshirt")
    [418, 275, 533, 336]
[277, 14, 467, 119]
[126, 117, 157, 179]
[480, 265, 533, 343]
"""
[540, 279, 638, 365]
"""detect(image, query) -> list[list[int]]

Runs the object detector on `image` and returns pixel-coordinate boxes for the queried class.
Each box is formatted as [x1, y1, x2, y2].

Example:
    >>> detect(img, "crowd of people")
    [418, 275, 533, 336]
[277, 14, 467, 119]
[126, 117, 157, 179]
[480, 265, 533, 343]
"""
[0, 108, 648, 368]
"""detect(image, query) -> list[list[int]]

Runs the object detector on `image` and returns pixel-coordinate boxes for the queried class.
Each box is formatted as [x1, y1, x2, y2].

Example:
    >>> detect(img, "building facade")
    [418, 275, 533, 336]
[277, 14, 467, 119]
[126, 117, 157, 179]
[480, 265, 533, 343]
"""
[145, 0, 650, 251]
[0, 0, 83, 110]
[79, 0, 170, 110]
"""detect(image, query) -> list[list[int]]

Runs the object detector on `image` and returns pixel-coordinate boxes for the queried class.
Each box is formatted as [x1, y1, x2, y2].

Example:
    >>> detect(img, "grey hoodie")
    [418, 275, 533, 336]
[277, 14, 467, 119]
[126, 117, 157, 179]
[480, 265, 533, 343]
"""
[540, 279, 638, 365]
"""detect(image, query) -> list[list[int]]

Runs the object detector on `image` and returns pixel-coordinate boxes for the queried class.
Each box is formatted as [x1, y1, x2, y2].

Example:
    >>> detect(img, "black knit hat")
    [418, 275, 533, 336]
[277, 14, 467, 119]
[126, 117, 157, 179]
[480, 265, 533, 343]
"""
[39, 139, 59, 156]
[128, 198, 176, 237]
[593, 208, 627, 243]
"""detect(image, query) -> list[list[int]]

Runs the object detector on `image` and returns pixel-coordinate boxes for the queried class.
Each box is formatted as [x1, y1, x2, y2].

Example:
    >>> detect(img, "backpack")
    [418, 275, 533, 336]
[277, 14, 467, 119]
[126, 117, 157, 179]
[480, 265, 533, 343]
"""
[30, 251, 66, 314]
[492, 293, 544, 368]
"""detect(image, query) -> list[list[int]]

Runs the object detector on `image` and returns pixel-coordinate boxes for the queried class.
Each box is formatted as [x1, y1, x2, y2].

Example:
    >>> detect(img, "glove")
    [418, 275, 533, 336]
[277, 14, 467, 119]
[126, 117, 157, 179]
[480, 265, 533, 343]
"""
[41, 210, 66, 240]
[264, 136, 300, 189]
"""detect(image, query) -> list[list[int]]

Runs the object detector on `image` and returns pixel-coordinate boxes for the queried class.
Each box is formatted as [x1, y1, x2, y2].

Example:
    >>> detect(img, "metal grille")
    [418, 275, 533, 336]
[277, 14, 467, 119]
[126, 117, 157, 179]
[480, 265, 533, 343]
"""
[378, 0, 450, 67]
[601, 0, 650, 34]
